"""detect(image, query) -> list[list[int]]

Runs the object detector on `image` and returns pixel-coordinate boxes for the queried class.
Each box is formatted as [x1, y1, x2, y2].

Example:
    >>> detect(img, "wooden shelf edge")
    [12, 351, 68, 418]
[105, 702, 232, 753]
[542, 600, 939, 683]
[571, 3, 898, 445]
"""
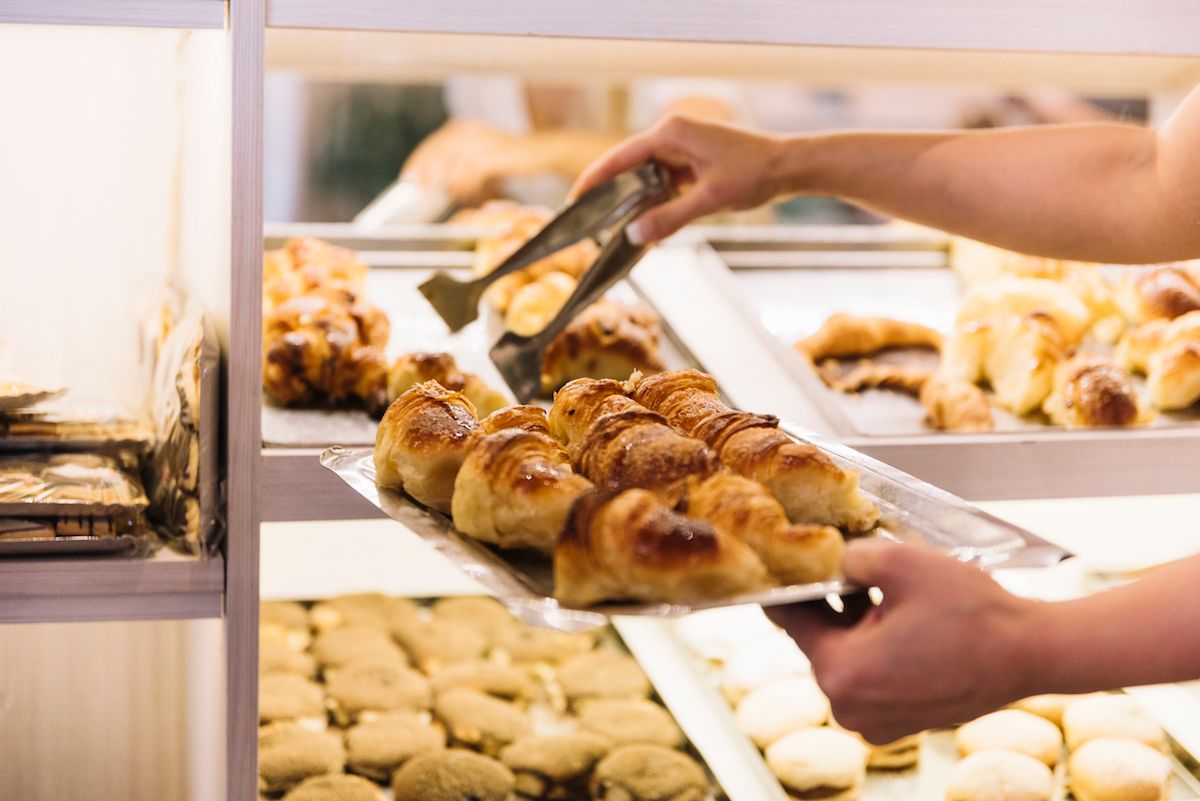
[0, 0, 224, 30]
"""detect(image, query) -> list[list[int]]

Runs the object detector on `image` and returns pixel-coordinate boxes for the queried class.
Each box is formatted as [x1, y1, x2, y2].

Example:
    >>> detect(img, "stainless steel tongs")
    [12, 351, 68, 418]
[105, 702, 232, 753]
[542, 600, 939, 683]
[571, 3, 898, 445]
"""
[417, 162, 673, 402]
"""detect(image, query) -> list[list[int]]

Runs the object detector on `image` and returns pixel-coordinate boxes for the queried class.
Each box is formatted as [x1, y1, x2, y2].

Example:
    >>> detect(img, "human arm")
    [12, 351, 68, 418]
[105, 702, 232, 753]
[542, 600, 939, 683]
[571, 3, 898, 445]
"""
[573, 85, 1200, 263]
[765, 538, 1200, 744]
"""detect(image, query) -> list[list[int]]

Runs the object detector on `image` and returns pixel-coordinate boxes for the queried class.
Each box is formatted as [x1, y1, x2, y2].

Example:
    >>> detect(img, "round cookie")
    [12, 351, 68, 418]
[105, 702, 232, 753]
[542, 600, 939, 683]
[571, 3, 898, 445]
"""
[956, 709, 1064, 766]
[432, 596, 518, 641]
[392, 617, 489, 672]
[261, 640, 318, 679]
[345, 711, 445, 782]
[590, 744, 707, 801]
[258, 723, 345, 795]
[391, 749, 516, 801]
[259, 672, 327, 728]
[946, 749, 1054, 801]
[719, 631, 811, 704]
[311, 626, 408, 672]
[324, 662, 432, 726]
[500, 733, 611, 800]
[577, 698, 685, 749]
[492, 624, 594, 665]
[556, 651, 650, 708]
[282, 773, 386, 801]
[1063, 695, 1167, 752]
[735, 676, 830, 749]
[765, 728, 868, 801]
[310, 593, 420, 633]
[435, 688, 532, 757]
[261, 600, 312, 651]
[429, 660, 539, 704]
[1068, 738, 1171, 801]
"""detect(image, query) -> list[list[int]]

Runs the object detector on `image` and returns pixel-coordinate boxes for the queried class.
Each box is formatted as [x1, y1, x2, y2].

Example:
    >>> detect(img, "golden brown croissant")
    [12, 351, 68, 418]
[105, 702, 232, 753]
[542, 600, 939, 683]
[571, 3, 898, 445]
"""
[504, 270, 577, 336]
[540, 301, 666, 396]
[374, 382, 479, 513]
[554, 488, 770, 607]
[818, 361, 933, 395]
[263, 237, 369, 311]
[547, 378, 640, 447]
[1115, 265, 1200, 323]
[387, 352, 509, 418]
[1148, 341, 1200, 411]
[795, 313, 943, 361]
[919, 373, 994, 432]
[945, 313, 1066, 416]
[683, 474, 845, 585]
[1115, 319, 1170, 374]
[957, 277, 1092, 347]
[1042, 355, 1145, 427]
[452, 429, 593, 553]
[473, 208, 598, 313]
[479, 405, 550, 436]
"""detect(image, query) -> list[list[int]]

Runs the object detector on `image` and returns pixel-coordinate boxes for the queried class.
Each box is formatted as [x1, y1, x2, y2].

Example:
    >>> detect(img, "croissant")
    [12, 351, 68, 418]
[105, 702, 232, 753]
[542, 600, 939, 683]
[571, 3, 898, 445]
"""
[1042, 355, 1145, 427]
[547, 378, 640, 447]
[572, 409, 720, 498]
[795, 314, 943, 361]
[452, 429, 593, 552]
[554, 488, 770, 607]
[819, 361, 933, 395]
[684, 474, 845, 585]
[387, 352, 509, 418]
[1115, 265, 1200, 323]
[540, 301, 666, 395]
[504, 270, 577, 336]
[374, 381, 479, 512]
[945, 313, 1066, 416]
[479, 405, 550, 436]
[1148, 341, 1200, 411]
[919, 373, 994, 432]
[957, 277, 1092, 347]
[263, 237, 369, 311]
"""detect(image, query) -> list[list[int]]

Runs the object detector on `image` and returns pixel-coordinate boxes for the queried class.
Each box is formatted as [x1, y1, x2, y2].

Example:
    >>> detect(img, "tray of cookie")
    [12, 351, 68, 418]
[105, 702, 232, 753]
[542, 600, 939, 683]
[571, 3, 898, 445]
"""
[255, 593, 728, 801]
[616, 605, 1200, 801]
[321, 361, 1067, 629]
[687, 226, 1200, 437]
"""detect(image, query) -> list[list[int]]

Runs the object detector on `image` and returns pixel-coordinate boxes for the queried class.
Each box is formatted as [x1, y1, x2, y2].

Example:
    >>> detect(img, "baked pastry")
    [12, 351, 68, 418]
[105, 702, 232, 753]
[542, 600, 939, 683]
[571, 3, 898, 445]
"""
[919, 372, 995, 432]
[795, 313, 944, 360]
[840, 729, 924, 771]
[434, 688, 532, 756]
[1068, 738, 1171, 801]
[281, 774, 386, 801]
[344, 711, 446, 782]
[386, 352, 508, 417]
[577, 698, 685, 749]
[683, 473, 846, 585]
[1116, 264, 1200, 323]
[432, 595, 517, 633]
[323, 662, 433, 726]
[817, 360, 934, 395]
[554, 488, 771, 607]
[490, 625, 594, 665]
[539, 300, 666, 395]
[1063, 695, 1167, 752]
[956, 276, 1093, 346]
[734, 676, 830, 749]
[673, 605, 780, 665]
[945, 313, 1066, 416]
[429, 660, 539, 703]
[945, 749, 1054, 801]
[1042, 354, 1145, 427]
[955, 709, 1064, 766]
[1116, 319, 1172, 374]
[500, 733, 612, 800]
[392, 749, 517, 801]
[374, 381, 480, 513]
[719, 631, 812, 704]
[310, 593, 420, 633]
[258, 723, 346, 795]
[259, 673, 327, 728]
[310, 626, 408, 672]
[590, 744, 708, 801]
[260, 601, 312, 651]
[263, 237, 369, 309]
[765, 727, 869, 801]
[556, 650, 651, 708]
[261, 640, 318, 679]
[1148, 340, 1200, 411]
[1011, 694, 1098, 728]
[391, 617, 489, 672]
[505, 270, 577, 336]
[479, 405, 551, 436]
[451, 428, 593, 553]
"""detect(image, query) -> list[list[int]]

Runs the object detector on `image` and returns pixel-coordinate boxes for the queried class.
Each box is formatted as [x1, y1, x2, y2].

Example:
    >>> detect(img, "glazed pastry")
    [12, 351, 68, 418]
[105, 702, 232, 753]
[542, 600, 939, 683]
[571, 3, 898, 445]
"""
[539, 300, 666, 395]
[956, 276, 1093, 346]
[309, 593, 420, 633]
[1116, 264, 1200, 323]
[1147, 340, 1200, 410]
[945, 749, 1054, 801]
[374, 381, 479, 513]
[452, 429, 593, 553]
[765, 728, 869, 801]
[310, 626, 408, 672]
[434, 688, 532, 756]
[505, 270, 577, 336]
[734, 676, 830, 749]
[391, 617, 489, 672]
[260, 601, 312, 651]
[460, 375, 510, 419]
[546, 378, 638, 447]
[919, 372, 995, 432]
[1063, 695, 1167, 752]
[500, 733, 611, 800]
[1116, 319, 1172, 374]
[386, 352, 509, 417]
[590, 744, 708, 801]
[1042, 355, 1145, 427]
[683, 473, 845, 585]
[478, 405, 551, 436]
[1069, 738, 1171, 801]
[490, 625, 594, 665]
[344, 711, 446, 782]
[258, 723, 345, 795]
[323, 662, 432, 726]
[554, 488, 771, 607]
[577, 698, 685, 749]
[556, 650, 651, 708]
[259, 673, 327, 728]
[281, 774, 386, 801]
[945, 313, 1066, 416]
[392, 749, 516, 801]
[955, 709, 1064, 766]
[261, 641, 318, 679]
[795, 313, 944, 360]
[429, 660, 539, 703]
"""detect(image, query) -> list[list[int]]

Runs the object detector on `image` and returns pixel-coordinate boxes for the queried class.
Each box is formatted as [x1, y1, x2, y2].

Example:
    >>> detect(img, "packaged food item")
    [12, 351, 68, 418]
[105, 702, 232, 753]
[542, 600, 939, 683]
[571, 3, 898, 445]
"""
[0, 382, 65, 413]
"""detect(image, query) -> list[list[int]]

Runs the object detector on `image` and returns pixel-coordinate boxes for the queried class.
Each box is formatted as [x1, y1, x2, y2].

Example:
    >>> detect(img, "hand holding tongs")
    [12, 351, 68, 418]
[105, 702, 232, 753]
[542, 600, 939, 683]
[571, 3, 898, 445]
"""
[417, 162, 674, 402]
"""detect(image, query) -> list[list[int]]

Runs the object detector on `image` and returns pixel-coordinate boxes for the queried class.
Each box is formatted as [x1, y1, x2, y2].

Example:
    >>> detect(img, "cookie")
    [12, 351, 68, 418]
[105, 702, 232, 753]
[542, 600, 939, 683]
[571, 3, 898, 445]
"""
[259, 672, 326, 728]
[735, 676, 830, 749]
[258, 723, 345, 795]
[556, 651, 650, 708]
[1063, 695, 1167, 752]
[391, 749, 516, 801]
[492, 625, 594, 665]
[765, 727, 869, 801]
[956, 709, 1064, 766]
[310, 626, 408, 672]
[946, 749, 1054, 801]
[345, 711, 445, 782]
[1068, 738, 1171, 801]
[392, 617, 489, 672]
[432, 596, 518, 641]
[435, 688, 532, 757]
[281, 773, 386, 801]
[429, 660, 539, 703]
[310, 593, 420, 633]
[261, 640, 318, 679]
[324, 662, 432, 726]
[500, 733, 611, 800]
[577, 698, 685, 749]
[590, 744, 707, 801]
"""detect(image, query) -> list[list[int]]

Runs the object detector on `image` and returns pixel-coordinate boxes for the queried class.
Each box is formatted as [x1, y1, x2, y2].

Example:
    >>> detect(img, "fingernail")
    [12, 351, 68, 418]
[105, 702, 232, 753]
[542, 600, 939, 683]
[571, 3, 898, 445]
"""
[626, 220, 649, 246]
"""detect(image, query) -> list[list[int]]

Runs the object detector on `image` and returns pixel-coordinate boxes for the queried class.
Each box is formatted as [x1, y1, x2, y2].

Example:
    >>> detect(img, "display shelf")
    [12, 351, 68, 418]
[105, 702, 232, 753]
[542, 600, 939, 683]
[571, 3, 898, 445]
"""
[0, 549, 224, 625]
[0, 0, 225, 30]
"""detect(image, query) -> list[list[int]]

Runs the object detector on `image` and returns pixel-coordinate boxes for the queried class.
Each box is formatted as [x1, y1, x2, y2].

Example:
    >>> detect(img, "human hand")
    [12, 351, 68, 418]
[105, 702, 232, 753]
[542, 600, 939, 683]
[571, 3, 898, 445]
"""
[570, 115, 786, 245]
[766, 539, 1045, 744]
[402, 120, 544, 205]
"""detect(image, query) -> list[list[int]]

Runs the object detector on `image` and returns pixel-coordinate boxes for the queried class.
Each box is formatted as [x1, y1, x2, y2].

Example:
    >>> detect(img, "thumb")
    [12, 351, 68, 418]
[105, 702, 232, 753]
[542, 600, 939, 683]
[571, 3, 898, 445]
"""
[841, 538, 911, 598]
[625, 185, 720, 245]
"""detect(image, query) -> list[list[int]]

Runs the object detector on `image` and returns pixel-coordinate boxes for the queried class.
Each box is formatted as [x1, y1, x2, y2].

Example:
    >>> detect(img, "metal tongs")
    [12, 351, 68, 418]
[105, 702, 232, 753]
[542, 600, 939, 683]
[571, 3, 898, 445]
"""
[418, 162, 674, 401]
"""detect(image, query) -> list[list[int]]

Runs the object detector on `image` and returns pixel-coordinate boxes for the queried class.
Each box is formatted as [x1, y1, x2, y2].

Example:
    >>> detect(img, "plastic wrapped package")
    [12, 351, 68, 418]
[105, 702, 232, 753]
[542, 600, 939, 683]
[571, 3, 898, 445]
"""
[0, 411, 151, 453]
[0, 383, 65, 413]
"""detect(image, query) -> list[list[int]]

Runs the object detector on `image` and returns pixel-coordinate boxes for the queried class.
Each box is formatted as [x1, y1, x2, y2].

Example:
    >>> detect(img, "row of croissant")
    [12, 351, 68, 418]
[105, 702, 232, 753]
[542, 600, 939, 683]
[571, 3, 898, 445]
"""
[374, 370, 881, 607]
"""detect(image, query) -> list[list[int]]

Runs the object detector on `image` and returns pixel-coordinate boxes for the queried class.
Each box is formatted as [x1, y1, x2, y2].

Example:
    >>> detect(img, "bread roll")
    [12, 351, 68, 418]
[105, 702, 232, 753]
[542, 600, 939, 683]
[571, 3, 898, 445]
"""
[1042, 355, 1145, 427]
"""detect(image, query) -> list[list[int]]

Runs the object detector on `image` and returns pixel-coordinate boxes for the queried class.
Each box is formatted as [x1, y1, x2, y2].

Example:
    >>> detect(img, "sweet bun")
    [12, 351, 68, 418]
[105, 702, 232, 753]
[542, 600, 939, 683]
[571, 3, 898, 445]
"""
[734, 676, 830, 749]
[955, 709, 1064, 766]
[1063, 695, 1167, 753]
[764, 727, 868, 801]
[945, 749, 1054, 801]
[1068, 738, 1171, 801]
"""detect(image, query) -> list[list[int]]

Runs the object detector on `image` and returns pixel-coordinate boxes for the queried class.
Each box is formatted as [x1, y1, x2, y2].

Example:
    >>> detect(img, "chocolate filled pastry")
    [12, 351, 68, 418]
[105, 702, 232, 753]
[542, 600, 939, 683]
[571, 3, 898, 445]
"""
[451, 428, 593, 553]
[391, 617, 489, 672]
[261, 641, 318, 679]
[491, 625, 595, 665]
[795, 313, 944, 360]
[683, 473, 846, 585]
[479, 405, 551, 436]
[374, 381, 479, 513]
[554, 488, 770, 607]
[260, 601, 312, 651]
[590, 744, 708, 801]
[310, 593, 420, 633]
[919, 372, 995, 432]
[501, 733, 612, 800]
[1042, 355, 1146, 427]
[258, 723, 346, 795]
[344, 711, 446, 782]
[323, 662, 433, 726]
[429, 660, 540, 703]
[434, 688, 532, 757]
[259, 673, 327, 728]
[539, 300, 666, 395]
[282, 774, 386, 801]
[555, 651, 651, 708]
[577, 698, 685, 749]
[310, 625, 408, 673]
[392, 749, 517, 801]
[945, 313, 1066, 416]
[387, 352, 508, 418]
